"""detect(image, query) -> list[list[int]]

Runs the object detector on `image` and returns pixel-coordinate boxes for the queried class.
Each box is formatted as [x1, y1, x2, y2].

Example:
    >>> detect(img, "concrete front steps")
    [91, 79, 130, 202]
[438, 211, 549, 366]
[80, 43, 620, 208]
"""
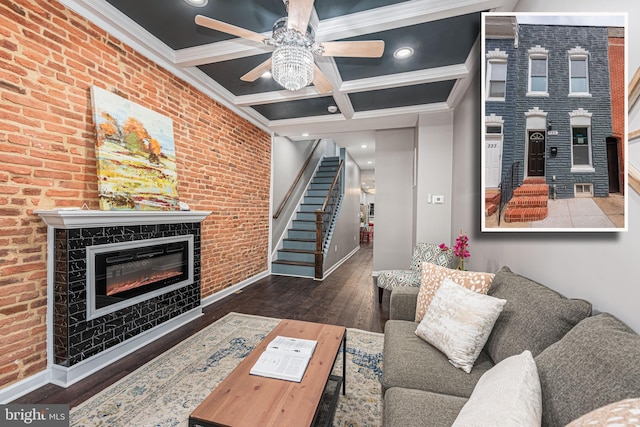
[272, 157, 339, 277]
[504, 178, 549, 223]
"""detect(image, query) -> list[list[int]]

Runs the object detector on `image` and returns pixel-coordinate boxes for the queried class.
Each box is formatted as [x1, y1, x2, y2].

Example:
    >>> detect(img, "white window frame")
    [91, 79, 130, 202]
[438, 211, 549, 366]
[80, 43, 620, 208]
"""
[486, 49, 508, 101]
[568, 46, 591, 97]
[527, 45, 549, 97]
[569, 108, 595, 173]
[574, 183, 594, 197]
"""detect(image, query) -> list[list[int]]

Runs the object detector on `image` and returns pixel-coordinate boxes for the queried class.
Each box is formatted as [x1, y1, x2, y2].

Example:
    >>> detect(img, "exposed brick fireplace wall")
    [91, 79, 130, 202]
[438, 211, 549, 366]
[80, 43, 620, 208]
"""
[0, 0, 271, 391]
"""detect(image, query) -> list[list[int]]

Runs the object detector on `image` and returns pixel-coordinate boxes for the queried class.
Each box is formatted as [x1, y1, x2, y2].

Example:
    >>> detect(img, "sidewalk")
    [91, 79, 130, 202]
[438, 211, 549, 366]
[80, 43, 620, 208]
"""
[485, 193, 625, 229]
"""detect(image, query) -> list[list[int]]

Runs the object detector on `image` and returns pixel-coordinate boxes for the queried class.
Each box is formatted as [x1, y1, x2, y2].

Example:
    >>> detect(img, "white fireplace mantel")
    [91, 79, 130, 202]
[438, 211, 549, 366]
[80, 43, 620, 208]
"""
[35, 209, 211, 228]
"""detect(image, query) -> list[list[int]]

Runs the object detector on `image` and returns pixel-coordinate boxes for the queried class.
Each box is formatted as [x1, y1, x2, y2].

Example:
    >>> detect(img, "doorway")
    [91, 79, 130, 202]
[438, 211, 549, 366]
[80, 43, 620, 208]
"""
[528, 130, 545, 177]
[606, 137, 621, 193]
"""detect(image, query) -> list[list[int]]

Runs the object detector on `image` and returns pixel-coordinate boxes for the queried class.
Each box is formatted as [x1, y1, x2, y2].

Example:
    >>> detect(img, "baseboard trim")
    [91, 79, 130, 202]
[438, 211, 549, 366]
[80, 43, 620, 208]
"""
[49, 307, 203, 388]
[323, 246, 360, 279]
[0, 371, 50, 404]
[0, 307, 203, 403]
[2, 271, 272, 402]
[201, 270, 270, 307]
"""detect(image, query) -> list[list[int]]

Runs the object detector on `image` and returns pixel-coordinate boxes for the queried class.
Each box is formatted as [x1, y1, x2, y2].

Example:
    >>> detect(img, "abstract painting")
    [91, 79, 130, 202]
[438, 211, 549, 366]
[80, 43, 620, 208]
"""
[91, 86, 180, 210]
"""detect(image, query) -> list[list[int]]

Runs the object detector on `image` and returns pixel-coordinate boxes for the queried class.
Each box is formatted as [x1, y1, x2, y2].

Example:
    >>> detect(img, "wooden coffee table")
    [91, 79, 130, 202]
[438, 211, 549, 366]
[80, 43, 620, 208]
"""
[188, 319, 346, 427]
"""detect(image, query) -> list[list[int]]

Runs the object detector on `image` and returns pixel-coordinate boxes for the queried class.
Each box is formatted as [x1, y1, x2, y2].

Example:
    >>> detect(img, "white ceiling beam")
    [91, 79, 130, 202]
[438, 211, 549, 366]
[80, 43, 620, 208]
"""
[174, 39, 271, 67]
[316, 0, 510, 41]
[340, 64, 469, 94]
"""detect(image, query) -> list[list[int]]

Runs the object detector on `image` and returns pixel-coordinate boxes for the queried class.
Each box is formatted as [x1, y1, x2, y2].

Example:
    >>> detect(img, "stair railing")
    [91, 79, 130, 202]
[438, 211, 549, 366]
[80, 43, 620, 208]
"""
[273, 139, 321, 219]
[498, 161, 522, 225]
[315, 159, 344, 279]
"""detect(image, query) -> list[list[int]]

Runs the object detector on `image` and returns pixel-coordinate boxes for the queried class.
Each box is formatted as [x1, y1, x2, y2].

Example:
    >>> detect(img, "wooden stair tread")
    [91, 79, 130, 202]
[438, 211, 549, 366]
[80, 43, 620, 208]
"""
[272, 260, 314, 267]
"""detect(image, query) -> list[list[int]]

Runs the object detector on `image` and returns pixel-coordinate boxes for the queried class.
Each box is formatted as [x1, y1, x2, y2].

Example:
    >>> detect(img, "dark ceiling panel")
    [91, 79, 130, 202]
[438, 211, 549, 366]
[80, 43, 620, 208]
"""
[252, 97, 338, 121]
[106, 0, 286, 49]
[349, 80, 456, 112]
[315, 0, 410, 20]
[334, 13, 480, 81]
[198, 53, 281, 96]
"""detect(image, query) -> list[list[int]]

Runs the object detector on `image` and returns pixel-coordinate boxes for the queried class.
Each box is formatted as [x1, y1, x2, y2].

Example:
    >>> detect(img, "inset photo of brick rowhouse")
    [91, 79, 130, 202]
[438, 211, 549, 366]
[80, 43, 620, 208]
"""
[482, 13, 627, 231]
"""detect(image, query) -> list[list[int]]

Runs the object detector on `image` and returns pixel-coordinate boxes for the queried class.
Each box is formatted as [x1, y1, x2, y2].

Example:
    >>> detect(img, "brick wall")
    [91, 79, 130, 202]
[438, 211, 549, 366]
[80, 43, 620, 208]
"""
[514, 25, 612, 198]
[0, 0, 271, 389]
[609, 32, 625, 193]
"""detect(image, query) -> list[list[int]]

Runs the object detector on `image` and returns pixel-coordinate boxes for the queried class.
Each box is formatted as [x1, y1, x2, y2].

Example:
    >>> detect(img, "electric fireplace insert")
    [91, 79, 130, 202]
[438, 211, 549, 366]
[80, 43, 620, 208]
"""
[86, 235, 194, 320]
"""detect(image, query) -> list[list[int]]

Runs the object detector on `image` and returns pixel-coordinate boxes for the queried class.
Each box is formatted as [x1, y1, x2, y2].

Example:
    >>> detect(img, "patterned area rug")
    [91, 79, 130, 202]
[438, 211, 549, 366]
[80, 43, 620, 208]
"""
[70, 312, 383, 426]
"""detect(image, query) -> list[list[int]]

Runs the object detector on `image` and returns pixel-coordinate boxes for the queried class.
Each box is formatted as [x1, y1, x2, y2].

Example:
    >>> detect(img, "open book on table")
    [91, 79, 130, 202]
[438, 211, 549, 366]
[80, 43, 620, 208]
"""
[249, 336, 318, 382]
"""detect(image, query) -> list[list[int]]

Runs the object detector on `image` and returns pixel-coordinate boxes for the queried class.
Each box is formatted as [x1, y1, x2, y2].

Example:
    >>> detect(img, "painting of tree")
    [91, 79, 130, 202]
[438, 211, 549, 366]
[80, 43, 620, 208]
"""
[91, 86, 180, 210]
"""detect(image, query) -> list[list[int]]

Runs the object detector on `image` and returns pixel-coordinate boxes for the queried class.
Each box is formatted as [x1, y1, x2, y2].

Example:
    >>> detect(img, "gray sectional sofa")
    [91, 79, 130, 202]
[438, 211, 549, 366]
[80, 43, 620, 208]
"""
[381, 266, 640, 427]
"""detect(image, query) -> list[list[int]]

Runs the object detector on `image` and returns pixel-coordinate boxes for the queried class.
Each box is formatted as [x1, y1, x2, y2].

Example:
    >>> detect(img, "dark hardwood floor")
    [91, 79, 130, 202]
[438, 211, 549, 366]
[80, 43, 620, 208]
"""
[13, 242, 388, 407]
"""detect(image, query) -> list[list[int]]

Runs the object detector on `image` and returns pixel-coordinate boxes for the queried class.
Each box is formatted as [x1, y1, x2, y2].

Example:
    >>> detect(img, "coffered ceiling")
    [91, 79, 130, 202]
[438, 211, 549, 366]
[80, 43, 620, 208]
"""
[60, 0, 518, 140]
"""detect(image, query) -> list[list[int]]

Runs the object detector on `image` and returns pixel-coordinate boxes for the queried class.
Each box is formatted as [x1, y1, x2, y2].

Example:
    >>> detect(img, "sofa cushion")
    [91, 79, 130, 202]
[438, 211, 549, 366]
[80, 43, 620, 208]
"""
[415, 263, 494, 322]
[382, 320, 494, 397]
[452, 350, 542, 427]
[535, 313, 640, 427]
[415, 278, 506, 373]
[484, 266, 592, 364]
[566, 398, 640, 427]
[383, 387, 467, 427]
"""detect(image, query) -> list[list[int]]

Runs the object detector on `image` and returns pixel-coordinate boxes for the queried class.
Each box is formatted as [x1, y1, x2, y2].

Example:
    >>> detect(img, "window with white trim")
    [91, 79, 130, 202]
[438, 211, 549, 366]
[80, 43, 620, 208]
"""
[572, 127, 590, 166]
[486, 49, 508, 101]
[568, 47, 590, 96]
[574, 183, 593, 197]
[527, 45, 549, 96]
[569, 108, 594, 172]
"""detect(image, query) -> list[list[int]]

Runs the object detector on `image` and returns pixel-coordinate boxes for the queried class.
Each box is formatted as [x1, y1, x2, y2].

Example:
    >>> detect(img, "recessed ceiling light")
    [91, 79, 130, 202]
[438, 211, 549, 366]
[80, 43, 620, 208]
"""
[261, 71, 272, 79]
[367, 161, 373, 164]
[184, 0, 208, 6]
[302, 132, 309, 137]
[393, 47, 414, 59]
[361, 144, 367, 148]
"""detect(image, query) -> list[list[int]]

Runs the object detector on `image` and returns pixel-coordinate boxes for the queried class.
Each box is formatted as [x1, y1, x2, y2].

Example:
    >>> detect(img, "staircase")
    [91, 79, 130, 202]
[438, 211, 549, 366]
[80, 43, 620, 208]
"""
[272, 157, 340, 278]
[504, 177, 549, 223]
[485, 190, 500, 217]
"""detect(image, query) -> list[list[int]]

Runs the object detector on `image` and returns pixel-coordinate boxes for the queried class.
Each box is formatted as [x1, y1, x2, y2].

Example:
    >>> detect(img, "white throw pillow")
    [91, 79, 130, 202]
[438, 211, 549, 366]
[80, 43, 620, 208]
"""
[415, 278, 506, 373]
[452, 350, 542, 427]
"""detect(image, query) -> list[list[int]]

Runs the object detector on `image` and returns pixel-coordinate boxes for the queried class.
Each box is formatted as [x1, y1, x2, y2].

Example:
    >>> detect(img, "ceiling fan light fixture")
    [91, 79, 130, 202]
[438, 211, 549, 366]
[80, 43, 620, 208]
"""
[272, 43, 314, 91]
[393, 47, 414, 59]
[184, 0, 208, 7]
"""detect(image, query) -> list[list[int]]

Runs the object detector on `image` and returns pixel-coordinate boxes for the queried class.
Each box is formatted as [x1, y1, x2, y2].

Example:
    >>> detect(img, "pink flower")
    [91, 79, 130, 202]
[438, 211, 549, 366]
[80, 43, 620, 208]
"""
[439, 243, 449, 251]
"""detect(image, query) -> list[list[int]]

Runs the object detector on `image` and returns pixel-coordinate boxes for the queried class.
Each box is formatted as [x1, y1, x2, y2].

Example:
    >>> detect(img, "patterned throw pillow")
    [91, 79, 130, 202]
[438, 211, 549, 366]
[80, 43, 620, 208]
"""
[415, 263, 495, 322]
[415, 278, 506, 373]
[566, 398, 640, 426]
[452, 351, 542, 426]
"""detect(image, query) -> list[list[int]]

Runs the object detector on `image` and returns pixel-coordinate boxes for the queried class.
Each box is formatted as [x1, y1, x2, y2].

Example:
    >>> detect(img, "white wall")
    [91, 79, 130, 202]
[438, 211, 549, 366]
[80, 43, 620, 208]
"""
[416, 111, 455, 245]
[373, 128, 416, 271]
[451, 0, 640, 332]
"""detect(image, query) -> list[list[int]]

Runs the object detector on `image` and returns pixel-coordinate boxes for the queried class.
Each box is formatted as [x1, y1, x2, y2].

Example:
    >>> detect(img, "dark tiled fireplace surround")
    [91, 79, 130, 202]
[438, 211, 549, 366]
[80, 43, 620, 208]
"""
[36, 210, 210, 387]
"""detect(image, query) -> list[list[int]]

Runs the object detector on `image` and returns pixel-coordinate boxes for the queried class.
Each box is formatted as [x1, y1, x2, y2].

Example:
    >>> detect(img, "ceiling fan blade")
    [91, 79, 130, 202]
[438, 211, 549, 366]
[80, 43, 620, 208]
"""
[195, 15, 266, 44]
[286, 0, 314, 34]
[313, 65, 333, 94]
[240, 58, 273, 82]
[320, 41, 385, 58]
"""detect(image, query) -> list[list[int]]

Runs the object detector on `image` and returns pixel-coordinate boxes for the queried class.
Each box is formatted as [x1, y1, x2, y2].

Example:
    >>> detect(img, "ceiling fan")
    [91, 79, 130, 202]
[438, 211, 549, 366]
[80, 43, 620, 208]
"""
[195, 0, 385, 93]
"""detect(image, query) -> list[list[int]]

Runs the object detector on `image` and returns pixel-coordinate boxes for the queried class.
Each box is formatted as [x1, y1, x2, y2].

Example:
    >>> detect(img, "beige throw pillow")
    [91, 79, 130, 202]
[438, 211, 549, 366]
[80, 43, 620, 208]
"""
[415, 278, 506, 373]
[415, 263, 495, 322]
[452, 350, 542, 427]
[566, 398, 640, 426]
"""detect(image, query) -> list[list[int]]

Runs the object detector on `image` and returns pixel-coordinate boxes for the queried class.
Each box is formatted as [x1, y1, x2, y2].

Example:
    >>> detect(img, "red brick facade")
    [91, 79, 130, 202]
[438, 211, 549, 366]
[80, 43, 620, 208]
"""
[0, 0, 271, 389]
[609, 30, 625, 193]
